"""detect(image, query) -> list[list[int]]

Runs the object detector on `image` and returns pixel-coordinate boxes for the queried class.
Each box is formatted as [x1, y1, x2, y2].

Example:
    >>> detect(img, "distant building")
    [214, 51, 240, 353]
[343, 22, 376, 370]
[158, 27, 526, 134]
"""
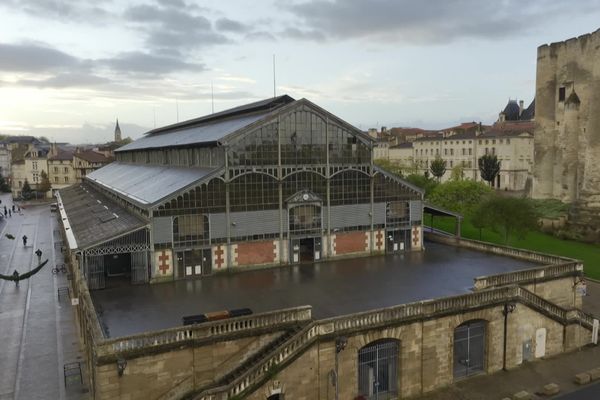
[114, 119, 122, 142]
[48, 144, 76, 193]
[72, 150, 113, 183]
[412, 100, 535, 190]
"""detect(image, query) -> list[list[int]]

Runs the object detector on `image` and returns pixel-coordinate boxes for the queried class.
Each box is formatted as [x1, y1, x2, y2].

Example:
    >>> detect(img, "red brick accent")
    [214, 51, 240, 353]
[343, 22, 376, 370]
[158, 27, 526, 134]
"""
[235, 240, 277, 266]
[335, 231, 368, 255]
[375, 230, 384, 250]
[215, 245, 225, 269]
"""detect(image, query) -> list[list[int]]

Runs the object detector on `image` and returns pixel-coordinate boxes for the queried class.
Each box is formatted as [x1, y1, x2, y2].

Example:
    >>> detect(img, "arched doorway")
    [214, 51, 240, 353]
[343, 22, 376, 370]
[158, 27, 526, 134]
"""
[357, 339, 399, 399]
[453, 320, 486, 379]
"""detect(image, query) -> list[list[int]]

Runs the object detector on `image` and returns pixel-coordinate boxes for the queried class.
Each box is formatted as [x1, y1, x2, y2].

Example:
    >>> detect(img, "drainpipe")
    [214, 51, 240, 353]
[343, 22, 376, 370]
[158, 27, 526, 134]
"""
[502, 303, 516, 370]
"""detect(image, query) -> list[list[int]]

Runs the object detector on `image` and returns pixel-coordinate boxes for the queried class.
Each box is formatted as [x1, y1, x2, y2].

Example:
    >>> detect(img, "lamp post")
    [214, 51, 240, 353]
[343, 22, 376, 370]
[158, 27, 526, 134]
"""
[334, 336, 348, 400]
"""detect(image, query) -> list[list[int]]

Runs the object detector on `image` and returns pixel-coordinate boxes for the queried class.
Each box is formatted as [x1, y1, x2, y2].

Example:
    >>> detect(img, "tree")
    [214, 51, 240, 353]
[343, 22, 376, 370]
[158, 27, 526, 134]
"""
[375, 159, 403, 177]
[39, 170, 51, 194]
[474, 197, 539, 244]
[450, 164, 464, 181]
[429, 156, 447, 181]
[22, 180, 32, 200]
[478, 154, 501, 187]
[405, 173, 438, 197]
[428, 180, 493, 216]
[0, 175, 10, 192]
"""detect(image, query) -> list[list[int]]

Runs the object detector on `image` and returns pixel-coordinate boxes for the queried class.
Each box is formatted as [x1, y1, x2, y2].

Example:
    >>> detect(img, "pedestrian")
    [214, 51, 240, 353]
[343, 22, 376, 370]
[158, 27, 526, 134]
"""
[3, 209, 6, 217]
[22, 235, 27, 247]
[8, 210, 11, 217]
[11, 205, 14, 212]
[35, 249, 42, 264]
[12, 270, 19, 287]
[17, 205, 21, 213]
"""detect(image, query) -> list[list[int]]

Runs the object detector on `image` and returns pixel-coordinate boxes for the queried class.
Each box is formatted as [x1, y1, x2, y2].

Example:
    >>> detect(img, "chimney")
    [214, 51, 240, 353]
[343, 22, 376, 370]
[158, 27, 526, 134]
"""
[476, 122, 483, 137]
[519, 100, 524, 116]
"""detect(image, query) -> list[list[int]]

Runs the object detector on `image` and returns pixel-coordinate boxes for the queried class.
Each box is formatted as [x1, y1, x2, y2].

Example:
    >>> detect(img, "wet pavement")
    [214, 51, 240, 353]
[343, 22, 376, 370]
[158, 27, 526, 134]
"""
[92, 241, 539, 338]
[0, 194, 88, 400]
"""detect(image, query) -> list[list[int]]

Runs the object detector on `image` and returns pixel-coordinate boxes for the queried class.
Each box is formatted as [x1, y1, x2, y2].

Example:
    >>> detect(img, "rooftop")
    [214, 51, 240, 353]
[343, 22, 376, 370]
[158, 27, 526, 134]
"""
[58, 183, 147, 250]
[86, 162, 218, 206]
[116, 95, 295, 152]
[92, 241, 539, 337]
[74, 150, 112, 164]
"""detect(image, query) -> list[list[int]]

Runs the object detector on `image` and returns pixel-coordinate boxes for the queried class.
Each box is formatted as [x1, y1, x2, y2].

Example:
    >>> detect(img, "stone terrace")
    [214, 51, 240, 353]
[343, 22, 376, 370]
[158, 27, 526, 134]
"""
[92, 241, 541, 337]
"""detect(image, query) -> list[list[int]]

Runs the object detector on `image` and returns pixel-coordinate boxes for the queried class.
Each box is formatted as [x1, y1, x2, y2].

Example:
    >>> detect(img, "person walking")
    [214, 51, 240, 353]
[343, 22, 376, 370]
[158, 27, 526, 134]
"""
[11, 205, 15, 212]
[8, 210, 11, 217]
[12, 270, 19, 287]
[35, 249, 42, 264]
[22, 235, 27, 247]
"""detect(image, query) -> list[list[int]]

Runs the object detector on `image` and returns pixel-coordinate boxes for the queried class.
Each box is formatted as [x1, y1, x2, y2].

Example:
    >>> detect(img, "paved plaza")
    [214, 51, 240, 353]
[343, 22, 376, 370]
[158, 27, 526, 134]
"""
[0, 194, 87, 400]
[93, 241, 539, 337]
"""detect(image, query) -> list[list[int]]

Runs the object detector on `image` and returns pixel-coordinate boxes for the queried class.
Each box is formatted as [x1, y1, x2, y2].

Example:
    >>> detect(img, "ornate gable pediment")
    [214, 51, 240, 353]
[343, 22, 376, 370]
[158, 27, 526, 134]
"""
[286, 189, 322, 205]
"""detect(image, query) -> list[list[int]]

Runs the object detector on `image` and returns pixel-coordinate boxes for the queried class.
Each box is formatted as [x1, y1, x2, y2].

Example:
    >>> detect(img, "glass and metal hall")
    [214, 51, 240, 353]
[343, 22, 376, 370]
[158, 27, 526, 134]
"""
[57, 95, 424, 289]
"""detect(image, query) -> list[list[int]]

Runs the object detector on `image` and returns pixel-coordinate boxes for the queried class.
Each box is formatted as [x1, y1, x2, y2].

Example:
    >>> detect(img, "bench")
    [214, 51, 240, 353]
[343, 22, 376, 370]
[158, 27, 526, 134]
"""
[63, 361, 83, 387]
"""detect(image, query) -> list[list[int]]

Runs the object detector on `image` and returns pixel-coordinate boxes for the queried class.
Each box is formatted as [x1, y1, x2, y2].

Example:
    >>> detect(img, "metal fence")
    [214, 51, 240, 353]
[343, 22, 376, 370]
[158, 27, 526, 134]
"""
[358, 340, 399, 400]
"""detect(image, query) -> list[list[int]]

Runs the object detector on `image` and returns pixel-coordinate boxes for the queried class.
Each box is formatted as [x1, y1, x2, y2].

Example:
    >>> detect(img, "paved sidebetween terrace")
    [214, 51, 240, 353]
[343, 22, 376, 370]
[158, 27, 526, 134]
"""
[93, 241, 539, 337]
[0, 194, 87, 400]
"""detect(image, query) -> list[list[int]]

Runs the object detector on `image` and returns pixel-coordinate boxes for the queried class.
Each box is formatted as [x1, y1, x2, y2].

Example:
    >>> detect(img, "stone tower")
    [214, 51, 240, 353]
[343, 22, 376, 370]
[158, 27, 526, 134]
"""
[114, 119, 122, 142]
[533, 28, 600, 241]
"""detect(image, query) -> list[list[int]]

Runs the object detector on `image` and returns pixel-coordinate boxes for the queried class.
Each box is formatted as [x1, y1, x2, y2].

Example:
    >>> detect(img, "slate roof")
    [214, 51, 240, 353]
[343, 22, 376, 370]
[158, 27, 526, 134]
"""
[86, 162, 218, 207]
[48, 149, 74, 161]
[116, 95, 295, 152]
[520, 99, 535, 120]
[74, 150, 112, 163]
[58, 183, 147, 250]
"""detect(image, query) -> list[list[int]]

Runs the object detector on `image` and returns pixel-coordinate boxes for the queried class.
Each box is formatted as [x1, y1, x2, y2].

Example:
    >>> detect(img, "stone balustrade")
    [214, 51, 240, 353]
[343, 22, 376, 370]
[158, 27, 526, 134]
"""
[474, 261, 583, 290]
[94, 306, 312, 359]
[425, 232, 576, 265]
[192, 284, 595, 400]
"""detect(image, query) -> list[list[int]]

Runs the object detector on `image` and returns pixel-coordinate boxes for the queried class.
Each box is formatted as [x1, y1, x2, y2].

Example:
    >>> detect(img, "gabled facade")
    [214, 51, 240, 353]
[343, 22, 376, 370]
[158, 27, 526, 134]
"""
[59, 96, 424, 290]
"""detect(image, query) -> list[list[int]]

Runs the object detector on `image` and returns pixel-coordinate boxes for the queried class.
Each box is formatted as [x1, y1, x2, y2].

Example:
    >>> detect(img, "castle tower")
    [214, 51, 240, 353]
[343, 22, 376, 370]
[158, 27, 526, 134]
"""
[114, 119, 122, 142]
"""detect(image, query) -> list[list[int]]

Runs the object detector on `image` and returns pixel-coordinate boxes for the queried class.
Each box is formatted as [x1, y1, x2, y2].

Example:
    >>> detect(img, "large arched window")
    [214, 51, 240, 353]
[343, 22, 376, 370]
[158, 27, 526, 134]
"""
[453, 320, 486, 379]
[358, 339, 399, 399]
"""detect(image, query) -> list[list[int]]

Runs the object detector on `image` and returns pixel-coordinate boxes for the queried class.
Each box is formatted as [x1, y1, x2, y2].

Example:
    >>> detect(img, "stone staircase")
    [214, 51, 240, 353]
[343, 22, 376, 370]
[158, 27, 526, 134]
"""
[164, 285, 597, 400]
[167, 324, 307, 400]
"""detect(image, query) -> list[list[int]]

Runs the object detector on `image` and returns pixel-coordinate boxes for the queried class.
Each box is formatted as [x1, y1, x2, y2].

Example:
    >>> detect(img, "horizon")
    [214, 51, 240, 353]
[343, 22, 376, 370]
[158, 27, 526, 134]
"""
[1, 1, 599, 144]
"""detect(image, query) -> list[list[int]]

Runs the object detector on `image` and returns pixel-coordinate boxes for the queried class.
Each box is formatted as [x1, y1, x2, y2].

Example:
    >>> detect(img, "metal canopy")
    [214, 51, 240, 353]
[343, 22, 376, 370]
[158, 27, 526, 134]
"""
[86, 162, 216, 206]
[423, 202, 463, 219]
[58, 184, 148, 250]
[115, 112, 272, 152]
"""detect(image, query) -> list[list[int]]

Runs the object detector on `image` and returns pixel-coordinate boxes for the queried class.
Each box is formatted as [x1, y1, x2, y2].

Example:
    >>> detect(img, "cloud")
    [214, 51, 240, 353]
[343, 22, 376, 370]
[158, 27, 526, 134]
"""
[99, 51, 206, 76]
[124, 2, 230, 52]
[17, 73, 111, 88]
[0, 42, 82, 73]
[0, 0, 112, 21]
[215, 17, 250, 34]
[282, 0, 600, 44]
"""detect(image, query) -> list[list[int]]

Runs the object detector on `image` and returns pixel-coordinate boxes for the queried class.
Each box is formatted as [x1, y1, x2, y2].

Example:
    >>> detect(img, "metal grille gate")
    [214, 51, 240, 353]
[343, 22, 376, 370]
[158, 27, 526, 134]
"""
[131, 251, 148, 284]
[87, 255, 105, 290]
[453, 320, 486, 379]
[358, 340, 399, 400]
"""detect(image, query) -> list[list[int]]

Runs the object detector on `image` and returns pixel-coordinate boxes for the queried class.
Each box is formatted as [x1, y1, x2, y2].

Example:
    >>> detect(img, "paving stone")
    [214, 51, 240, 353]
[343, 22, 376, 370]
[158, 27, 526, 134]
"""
[513, 390, 531, 400]
[542, 383, 560, 395]
[574, 372, 591, 385]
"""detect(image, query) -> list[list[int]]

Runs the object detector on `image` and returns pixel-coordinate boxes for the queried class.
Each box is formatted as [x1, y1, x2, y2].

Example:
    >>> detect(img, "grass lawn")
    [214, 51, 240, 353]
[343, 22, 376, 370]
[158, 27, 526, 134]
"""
[425, 214, 600, 280]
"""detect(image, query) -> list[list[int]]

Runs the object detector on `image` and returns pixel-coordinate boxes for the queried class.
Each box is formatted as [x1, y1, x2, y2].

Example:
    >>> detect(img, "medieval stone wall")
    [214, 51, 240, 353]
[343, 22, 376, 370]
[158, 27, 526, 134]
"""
[533, 28, 600, 241]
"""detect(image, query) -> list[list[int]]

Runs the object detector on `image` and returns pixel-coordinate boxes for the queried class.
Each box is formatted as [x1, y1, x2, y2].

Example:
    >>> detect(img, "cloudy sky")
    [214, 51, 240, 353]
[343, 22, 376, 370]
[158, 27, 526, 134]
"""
[1, 0, 600, 143]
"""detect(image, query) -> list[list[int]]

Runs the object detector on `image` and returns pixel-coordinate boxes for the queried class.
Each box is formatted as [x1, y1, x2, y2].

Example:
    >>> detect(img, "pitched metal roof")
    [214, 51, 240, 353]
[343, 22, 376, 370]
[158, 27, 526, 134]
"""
[115, 112, 271, 152]
[58, 184, 147, 250]
[116, 95, 295, 152]
[86, 162, 218, 206]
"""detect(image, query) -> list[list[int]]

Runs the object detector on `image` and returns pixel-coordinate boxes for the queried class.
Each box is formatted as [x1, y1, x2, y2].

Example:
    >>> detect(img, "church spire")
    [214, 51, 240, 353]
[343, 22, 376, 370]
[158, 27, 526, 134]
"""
[114, 118, 122, 142]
